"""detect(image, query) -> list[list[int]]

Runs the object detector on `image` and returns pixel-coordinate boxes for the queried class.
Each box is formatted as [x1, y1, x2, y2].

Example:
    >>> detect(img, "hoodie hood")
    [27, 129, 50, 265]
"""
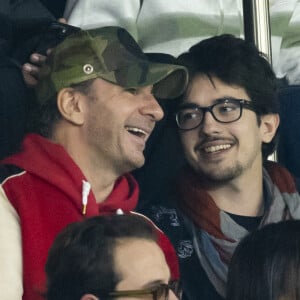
[2, 133, 139, 214]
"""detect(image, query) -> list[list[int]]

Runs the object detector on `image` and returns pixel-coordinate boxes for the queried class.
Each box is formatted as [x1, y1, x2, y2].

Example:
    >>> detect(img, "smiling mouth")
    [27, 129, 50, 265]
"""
[204, 144, 232, 153]
[125, 126, 148, 140]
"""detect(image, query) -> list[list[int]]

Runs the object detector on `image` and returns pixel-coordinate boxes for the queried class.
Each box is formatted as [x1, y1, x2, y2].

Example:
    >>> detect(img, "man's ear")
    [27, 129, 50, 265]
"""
[260, 113, 280, 143]
[57, 88, 85, 125]
[80, 293, 99, 300]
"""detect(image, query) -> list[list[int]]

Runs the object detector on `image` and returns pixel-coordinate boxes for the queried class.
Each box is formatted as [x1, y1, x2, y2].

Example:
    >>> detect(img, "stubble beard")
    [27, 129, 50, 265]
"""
[197, 163, 245, 185]
[194, 150, 260, 186]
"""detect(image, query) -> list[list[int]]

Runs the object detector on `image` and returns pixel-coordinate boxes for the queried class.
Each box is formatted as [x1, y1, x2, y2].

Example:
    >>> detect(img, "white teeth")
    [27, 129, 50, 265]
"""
[126, 127, 147, 135]
[204, 144, 231, 153]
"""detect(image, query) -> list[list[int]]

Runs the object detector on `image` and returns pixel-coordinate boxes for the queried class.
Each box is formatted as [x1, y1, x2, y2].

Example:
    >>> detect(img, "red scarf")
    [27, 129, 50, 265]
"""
[175, 161, 300, 297]
[177, 161, 298, 239]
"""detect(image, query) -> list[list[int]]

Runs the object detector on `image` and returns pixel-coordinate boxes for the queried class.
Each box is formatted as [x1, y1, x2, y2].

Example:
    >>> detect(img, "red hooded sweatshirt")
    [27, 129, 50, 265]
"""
[0, 134, 179, 300]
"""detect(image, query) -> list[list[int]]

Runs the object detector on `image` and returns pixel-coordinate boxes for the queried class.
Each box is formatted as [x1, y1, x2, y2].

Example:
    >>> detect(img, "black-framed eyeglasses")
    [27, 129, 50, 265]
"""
[107, 280, 182, 300]
[175, 98, 257, 131]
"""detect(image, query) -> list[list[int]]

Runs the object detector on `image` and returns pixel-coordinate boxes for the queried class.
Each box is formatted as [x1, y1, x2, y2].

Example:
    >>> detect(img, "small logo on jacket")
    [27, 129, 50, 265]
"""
[153, 206, 180, 226]
[177, 240, 193, 258]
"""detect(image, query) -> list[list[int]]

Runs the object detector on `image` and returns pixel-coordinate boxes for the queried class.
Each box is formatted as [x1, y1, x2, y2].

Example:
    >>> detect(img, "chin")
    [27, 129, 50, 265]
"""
[200, 165, 244, 183]
[134, 158, 145, 169]
[126, 156, 145, 172]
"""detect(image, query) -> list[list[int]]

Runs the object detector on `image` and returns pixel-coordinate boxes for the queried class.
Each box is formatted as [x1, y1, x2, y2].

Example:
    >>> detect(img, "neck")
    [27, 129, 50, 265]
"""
[52, 127, 120, 203]
[80, 166, 117, 203]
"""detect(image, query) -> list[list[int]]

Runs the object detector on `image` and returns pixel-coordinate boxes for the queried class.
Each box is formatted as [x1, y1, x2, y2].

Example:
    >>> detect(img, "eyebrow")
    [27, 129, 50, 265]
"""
[178, 102, 200, 110]
[180, 97, 248, 108]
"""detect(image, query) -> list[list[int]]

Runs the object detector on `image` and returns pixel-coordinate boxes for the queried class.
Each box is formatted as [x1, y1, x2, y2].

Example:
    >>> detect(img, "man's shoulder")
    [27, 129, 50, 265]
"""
[140, 204, 196, 259]
[141, 204, 218, 300]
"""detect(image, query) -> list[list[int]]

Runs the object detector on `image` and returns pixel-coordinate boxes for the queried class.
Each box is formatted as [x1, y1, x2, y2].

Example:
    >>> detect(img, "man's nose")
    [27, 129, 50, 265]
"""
[139, 94, 164, 121]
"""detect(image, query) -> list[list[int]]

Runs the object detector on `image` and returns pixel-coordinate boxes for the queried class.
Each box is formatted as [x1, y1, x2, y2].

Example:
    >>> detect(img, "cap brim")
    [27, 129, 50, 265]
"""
[100, 60, 188, 99]
[150, 64, 188, 99]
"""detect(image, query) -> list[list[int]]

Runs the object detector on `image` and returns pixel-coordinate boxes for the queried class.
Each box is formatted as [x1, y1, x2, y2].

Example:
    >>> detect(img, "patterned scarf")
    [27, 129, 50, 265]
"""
[177, 161, 300, 297]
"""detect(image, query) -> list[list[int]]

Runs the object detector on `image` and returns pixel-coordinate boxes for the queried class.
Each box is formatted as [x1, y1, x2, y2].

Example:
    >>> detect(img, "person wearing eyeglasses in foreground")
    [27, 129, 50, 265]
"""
[227, 220, 300, 300]
[45, 214, 181, 300]
[141, 34, 300, 300]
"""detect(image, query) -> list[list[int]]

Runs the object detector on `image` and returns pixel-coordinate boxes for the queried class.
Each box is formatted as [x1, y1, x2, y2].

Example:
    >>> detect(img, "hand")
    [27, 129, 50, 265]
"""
[22, 52, 48, 88]
[22, 19, 67, 88]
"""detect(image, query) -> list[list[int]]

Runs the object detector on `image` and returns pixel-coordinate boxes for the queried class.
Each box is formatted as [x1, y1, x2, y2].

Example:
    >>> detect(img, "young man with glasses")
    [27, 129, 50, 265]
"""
[141, 34, 300, 300]
[45, 214, 181, 300]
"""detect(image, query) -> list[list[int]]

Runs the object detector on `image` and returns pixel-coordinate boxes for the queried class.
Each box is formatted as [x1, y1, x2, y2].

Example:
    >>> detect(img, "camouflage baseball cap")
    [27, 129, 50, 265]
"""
[35, 26, 188, 103]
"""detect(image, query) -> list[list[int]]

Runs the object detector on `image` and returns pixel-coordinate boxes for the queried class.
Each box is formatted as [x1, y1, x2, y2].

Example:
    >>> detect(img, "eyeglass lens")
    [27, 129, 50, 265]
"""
[107, 281, 182, 300]
[176, 100, 244, 130]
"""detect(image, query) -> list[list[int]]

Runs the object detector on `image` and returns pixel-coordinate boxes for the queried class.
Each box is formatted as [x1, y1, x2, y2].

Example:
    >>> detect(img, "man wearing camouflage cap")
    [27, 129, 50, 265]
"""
[0, 26, 188, 300]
